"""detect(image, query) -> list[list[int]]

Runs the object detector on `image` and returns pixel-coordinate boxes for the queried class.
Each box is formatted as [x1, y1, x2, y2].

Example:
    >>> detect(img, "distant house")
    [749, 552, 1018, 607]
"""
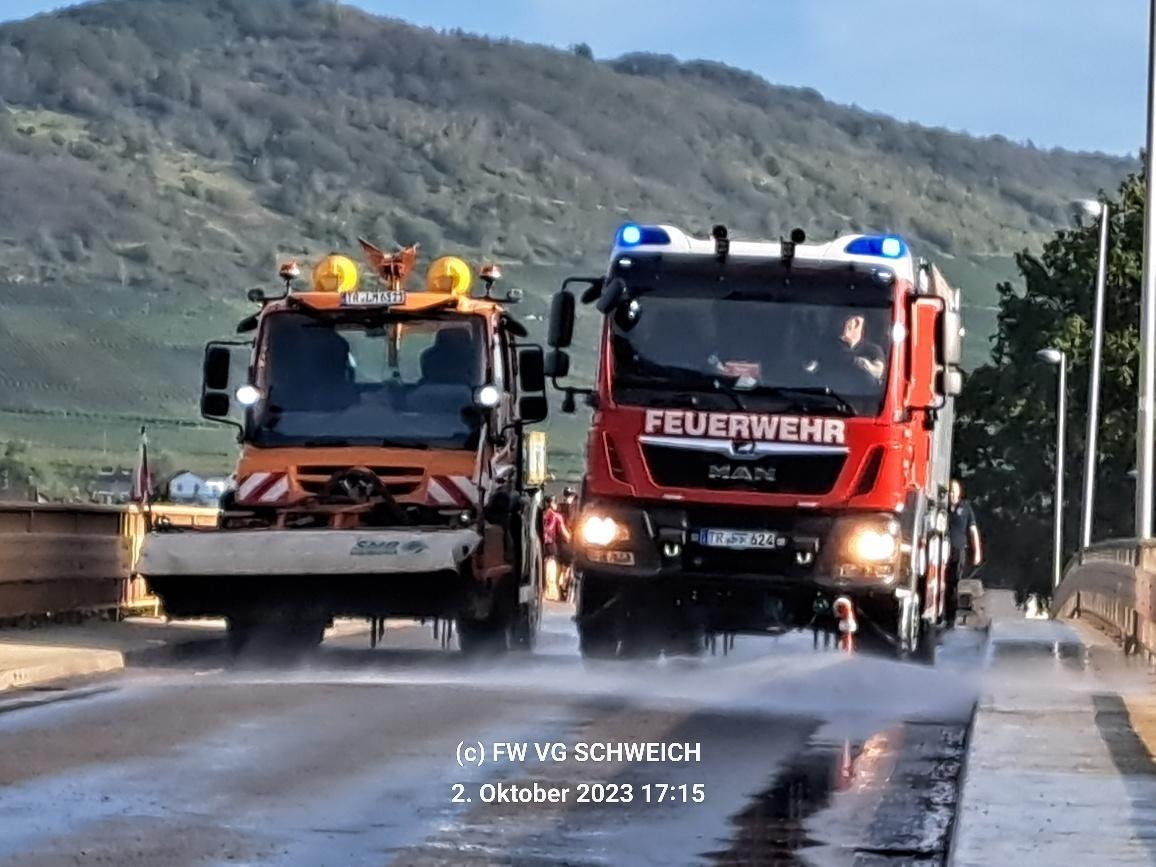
[201, 477, 231, 503]
[91, 466, 133, 504]
[164, 470, 206, 504]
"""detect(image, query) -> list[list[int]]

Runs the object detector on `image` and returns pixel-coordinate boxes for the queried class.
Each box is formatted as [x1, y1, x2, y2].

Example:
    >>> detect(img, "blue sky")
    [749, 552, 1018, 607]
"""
[3, 0, 1148, 155]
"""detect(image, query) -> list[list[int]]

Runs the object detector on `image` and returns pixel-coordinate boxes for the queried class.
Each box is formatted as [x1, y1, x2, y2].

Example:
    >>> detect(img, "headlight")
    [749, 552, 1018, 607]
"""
[848, 526, 898, 562]
[579, 514, 628, 547]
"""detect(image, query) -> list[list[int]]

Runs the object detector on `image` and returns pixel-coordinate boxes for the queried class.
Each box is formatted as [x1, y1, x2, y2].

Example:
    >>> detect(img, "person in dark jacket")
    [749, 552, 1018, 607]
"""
[946, 479, 982, 626]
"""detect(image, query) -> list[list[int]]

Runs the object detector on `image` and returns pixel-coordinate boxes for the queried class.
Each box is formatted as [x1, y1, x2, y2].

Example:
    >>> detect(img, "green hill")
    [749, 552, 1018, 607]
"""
[0, 0, 1133, 483]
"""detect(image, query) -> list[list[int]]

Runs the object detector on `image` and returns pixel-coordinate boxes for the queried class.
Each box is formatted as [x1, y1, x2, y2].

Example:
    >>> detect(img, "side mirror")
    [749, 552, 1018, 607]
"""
[941, 309, 963, 366]
[907, 297, 944, 409]
[236, 313, 259, 334]
[501, 314, 529, 338]
[519, 395, 548, 424]
[201, 392, 231, 418]
[595, 277, 628, 315]
[518, 347, 546, 393]
[940, 368, 964, 396]
[544, 349, 571, 379]
[203, 345, 232, 391]
[548, 290, 576, 348]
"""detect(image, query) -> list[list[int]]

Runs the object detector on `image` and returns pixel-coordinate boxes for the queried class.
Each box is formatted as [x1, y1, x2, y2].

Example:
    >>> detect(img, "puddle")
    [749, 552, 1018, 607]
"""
[991, 640, 1087, 671]
[706, 738, 861, 865]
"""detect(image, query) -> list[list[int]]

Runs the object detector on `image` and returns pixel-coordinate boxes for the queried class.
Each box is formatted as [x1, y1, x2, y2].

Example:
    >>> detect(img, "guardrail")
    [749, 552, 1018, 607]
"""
[0, 502, 218, 623]
[1055, 538, 1155, 662]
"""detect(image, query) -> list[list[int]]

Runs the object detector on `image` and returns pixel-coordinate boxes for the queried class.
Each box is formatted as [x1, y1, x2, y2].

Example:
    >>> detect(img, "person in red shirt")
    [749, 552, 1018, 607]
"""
[542, 496, 571, 601]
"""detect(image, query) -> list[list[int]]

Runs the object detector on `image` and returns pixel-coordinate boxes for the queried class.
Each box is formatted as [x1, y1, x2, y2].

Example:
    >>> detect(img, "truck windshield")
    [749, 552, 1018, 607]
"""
[249, 311, 487, 449]
[611, 291, 893, 417]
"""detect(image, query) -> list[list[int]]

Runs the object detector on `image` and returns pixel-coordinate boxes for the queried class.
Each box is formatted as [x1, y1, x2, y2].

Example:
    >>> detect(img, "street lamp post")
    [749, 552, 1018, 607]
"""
[1075, 200, 1110, 549]
[1136, 0, 1156, 539]
[1038, 348, 1068, 589]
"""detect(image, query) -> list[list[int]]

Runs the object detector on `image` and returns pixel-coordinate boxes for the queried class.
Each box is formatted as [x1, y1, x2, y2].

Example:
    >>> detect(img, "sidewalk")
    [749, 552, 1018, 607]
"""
[951, 599, 1156, 866]
[0, 617, 229, 691]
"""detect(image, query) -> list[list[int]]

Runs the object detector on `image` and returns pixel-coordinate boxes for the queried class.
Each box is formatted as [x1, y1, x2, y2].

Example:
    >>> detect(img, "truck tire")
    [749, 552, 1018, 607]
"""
[913, 617, 937, 665]
[509, 601, 538, 652]
[509, 526, 544, 652]
[576, 573, 618, 660]
[458, 615, 510, 656]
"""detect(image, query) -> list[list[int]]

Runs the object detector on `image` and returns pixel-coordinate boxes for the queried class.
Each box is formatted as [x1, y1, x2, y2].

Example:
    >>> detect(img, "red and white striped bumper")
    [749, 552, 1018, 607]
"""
[236, 472, 291, 505]
[426, 475, 480, 509]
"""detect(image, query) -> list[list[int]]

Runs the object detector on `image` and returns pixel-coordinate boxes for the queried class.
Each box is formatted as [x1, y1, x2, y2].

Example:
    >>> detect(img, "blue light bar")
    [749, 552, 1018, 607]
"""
[845, 235, 908, 259]
[616, 223, 671, 247]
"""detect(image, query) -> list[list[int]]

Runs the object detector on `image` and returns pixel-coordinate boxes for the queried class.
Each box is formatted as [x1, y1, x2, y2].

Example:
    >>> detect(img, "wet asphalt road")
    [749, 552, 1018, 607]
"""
[0, 607, 985, 867]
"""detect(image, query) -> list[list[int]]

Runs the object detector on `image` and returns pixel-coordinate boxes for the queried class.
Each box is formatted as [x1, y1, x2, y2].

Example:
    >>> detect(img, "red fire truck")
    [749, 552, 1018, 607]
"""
[546, 224, 964, 660]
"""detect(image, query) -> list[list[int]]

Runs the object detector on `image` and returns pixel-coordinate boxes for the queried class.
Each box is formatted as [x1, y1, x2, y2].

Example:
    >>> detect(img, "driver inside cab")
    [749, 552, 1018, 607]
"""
[838, 312, 886, 382]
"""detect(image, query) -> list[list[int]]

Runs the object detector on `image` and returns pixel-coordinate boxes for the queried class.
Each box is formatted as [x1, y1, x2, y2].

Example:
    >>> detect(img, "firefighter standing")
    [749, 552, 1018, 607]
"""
[946, 479, 982, 627]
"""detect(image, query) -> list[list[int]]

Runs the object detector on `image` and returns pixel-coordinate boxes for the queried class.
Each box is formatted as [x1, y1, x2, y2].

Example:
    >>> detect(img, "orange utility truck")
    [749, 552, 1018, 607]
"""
[140, 241, 550, 654]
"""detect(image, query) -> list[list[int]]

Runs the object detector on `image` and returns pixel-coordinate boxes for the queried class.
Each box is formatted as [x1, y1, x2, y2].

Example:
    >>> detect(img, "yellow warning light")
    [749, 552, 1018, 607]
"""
[312, 254, 360, 294]
[425, 256, 473, 297]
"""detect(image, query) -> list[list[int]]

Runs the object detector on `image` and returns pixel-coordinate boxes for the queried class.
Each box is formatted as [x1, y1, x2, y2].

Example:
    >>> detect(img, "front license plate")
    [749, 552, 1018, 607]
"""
[699, 529, 785, 550]
[341, 289, 406, 306]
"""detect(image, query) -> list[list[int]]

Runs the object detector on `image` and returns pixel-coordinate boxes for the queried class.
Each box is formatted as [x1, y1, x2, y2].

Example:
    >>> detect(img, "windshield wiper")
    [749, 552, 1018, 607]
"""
[619, 372, 747, 411]
[708, 378, 747, 411]
[756, 386, 857, 416]
[378, 439, 430, 450]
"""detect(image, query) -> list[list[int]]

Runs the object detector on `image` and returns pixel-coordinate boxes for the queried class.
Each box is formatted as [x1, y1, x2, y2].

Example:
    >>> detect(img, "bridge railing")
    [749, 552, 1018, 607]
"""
[0, 502, 218, 623]
[1055, 538, 1154, 661]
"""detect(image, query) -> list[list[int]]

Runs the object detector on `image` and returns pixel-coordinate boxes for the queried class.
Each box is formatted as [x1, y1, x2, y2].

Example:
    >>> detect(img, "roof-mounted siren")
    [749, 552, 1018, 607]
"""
[616, 223, 672, 249]
[711, 224, 729, 261]
[844, 234, 908, 260]
[780, 228, 806, 267]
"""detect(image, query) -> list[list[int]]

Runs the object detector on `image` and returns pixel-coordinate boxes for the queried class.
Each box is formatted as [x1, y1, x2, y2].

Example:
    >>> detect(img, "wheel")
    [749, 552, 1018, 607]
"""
[896, 591, 936, 665]
[510, 530, 543, 652]
[458, 613, 510, 656]
[914, 619, 938, 665]
[578, 619, 618, 659]
[666, 625, 707, 658]
[576, 572, 619, 660]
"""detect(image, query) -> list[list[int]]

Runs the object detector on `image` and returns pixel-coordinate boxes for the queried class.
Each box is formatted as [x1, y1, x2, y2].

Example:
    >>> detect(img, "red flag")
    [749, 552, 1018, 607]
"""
[131, 426, 152, 505]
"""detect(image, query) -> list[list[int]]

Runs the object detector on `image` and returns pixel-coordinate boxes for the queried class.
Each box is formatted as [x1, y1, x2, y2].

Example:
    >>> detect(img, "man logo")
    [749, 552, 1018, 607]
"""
[732, 440, 758, 457]
[709, 464, 777, 483]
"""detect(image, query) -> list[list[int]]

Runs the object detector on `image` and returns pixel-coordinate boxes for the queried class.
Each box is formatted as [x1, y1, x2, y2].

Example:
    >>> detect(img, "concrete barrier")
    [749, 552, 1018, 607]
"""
[1055, 539, 1156, 662]
[0, 502, 219, 621]
[0, 502, 127, 620]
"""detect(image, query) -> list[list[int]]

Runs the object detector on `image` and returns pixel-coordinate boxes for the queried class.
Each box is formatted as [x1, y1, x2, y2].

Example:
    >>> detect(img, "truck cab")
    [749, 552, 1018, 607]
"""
[141, 243, 551, 655]
[547, 224, 964, 659]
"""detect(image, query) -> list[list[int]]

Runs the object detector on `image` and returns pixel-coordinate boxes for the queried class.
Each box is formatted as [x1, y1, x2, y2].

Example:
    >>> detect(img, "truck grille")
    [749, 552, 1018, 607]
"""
[642, 444, 844, 495]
